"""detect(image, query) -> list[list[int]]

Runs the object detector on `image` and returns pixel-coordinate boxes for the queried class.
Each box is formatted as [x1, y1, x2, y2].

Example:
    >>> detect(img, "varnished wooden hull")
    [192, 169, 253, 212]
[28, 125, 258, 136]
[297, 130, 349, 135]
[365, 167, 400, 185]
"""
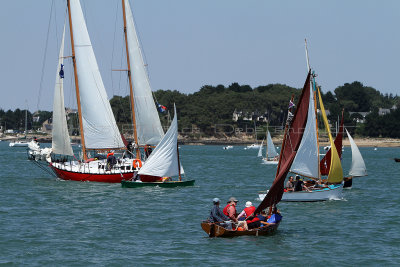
[201, 222, 280, 237]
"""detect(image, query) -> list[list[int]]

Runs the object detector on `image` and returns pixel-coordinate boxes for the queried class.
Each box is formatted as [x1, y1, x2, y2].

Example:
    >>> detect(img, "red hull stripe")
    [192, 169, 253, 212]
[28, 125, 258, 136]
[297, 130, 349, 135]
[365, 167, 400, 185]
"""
[50, 166, 134, 183]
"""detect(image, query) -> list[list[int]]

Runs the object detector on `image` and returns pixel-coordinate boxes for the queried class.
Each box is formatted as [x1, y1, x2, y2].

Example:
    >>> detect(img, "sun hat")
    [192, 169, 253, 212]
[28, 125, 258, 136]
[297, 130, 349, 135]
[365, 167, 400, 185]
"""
[213, 198, 220, 203]
[228, 197, 238, 203]
[245, 201, 252, 208]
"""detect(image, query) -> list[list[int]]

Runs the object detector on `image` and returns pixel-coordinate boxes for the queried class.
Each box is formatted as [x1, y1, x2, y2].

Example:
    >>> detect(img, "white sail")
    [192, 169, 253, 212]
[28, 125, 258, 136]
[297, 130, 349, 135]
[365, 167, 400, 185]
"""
[346, 128, 367, 177]
[257, 139, 264, 157]
[70, 0, 124, 149]
[138, 105, 179, 177]
[124, 0, 164, 146]
[291, 83, 319, 178]
[266, 131, 278, 158]
[52, 24, 73, 156]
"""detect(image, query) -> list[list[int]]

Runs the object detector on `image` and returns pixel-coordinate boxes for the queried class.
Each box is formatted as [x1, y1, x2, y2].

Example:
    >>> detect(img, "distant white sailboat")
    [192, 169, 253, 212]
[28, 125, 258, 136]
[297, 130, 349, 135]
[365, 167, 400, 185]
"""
[343, 128, 367, 189]
[262, 131, 279, 164]
[257, 139, 264, 157]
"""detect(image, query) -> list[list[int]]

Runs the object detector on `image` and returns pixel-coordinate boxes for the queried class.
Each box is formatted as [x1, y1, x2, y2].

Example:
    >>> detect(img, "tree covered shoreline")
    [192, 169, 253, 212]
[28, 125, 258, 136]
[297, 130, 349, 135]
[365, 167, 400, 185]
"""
[1, 81, 399, 138]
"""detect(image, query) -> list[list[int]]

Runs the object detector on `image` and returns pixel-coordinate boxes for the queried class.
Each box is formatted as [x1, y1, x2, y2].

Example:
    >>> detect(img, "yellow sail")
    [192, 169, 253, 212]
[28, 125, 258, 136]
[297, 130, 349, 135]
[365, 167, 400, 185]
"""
[317, 86, 343, 183]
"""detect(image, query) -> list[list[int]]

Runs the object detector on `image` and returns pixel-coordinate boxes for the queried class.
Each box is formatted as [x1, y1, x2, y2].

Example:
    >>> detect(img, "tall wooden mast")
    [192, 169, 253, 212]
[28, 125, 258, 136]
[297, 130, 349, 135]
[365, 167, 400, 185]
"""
[67, 0, 87, 161]
[122, 0, 140, 159]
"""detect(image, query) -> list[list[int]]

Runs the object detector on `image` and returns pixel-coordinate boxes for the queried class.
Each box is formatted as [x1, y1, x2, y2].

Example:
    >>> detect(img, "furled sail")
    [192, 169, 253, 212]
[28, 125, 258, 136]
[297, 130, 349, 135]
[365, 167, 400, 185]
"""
[317, 86, 343, 183]
[138, 105, 179, 177]
[52, 24, 73, 156]
[70, 0, 124, 149]
[290, 79, 319, 179]
[124, 0, 164, 146]
[255, 72, 311, 213]
[266, 131, 278, 159]
[346, 128, 367, 177]
[320, 110, 344, 175]
[257, 139, 264, 157]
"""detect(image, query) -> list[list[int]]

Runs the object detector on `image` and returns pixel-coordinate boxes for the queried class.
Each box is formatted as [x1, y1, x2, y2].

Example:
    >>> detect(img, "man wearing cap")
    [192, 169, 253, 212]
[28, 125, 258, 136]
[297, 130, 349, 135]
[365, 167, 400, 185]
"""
[209, 198, 230, 224]
[223, 197, 238, 222]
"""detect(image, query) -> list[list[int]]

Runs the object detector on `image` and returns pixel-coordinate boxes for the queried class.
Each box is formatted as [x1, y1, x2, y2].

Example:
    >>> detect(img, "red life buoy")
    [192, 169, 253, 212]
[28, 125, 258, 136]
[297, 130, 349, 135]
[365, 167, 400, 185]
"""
[132, 159, 142, 168]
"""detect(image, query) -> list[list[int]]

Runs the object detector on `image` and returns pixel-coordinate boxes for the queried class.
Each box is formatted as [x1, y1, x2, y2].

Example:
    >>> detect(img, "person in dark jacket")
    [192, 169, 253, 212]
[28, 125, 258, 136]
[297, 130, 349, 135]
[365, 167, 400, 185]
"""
[209, 198, 232, 229]
[294, 175, 310, 192]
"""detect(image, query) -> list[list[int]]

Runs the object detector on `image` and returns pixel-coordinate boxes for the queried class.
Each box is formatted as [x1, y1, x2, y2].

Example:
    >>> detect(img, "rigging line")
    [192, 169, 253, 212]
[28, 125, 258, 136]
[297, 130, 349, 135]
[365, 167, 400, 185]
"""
[36, 0, 56, 111]
[110, 0, 120, 96]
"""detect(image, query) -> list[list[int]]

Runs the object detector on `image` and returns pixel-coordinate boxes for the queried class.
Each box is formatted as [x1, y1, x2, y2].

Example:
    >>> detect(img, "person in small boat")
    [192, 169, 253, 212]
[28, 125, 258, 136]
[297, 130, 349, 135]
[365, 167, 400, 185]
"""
[259, 207, 282, 227]
[244, 202, 261, 229]
[285, 176, 294, 191]
[209, 198, 232, 229]
[294, 175, 310, 192]
[223, 197, 238, 223]
[237, 201, 260, 230]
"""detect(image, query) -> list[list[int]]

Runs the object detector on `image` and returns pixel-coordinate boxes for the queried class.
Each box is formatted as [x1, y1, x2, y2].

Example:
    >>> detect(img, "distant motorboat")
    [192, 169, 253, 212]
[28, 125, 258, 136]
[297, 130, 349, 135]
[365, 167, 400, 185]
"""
[223, 145, 233, 150]
[245, 143, 261, 149]
[9, 140, 29, 147]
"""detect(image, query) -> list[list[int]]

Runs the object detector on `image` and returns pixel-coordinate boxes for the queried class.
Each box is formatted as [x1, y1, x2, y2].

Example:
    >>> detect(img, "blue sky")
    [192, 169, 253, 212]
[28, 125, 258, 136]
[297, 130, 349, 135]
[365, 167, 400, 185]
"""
[1, 0, 399, 112]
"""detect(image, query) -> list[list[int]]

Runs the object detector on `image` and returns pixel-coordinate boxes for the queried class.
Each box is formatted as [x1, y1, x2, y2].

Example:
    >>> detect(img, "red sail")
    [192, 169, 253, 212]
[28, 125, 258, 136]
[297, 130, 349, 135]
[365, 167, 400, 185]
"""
[320, 110, 344, 175]
[255, 72, 311, 213]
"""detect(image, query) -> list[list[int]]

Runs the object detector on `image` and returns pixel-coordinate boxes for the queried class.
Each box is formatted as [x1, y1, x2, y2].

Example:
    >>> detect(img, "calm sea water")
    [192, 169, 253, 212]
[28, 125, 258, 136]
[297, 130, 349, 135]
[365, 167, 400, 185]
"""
[0, 141, 399, 266]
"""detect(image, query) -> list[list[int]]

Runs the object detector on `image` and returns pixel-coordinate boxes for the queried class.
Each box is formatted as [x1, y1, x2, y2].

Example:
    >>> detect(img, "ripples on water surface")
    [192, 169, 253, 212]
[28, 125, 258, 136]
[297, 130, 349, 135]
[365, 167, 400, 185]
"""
[0, 142, 399, 265]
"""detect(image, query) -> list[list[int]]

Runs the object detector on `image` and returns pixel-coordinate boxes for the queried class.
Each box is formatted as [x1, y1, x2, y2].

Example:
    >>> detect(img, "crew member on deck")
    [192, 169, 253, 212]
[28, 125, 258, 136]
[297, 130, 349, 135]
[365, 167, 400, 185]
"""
[106, 152, 117, 171]
[144, 144, 153, 158]
[285, 176, 294, 191]
[126, 141, 134, 159]
[294, 175, 310, 192]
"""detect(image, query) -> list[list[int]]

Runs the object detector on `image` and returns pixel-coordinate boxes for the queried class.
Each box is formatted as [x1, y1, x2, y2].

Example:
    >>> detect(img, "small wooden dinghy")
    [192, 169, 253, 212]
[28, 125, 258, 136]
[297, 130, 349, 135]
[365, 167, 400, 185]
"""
[200, 222, 280, 237]
[121, 179, 195, 188]
[201, 72, 313, 238]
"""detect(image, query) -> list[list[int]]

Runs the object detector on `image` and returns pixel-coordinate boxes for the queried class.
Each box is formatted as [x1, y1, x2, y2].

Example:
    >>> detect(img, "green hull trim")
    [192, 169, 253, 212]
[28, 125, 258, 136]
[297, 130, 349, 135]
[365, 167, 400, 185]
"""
[121, 180, 195, 188]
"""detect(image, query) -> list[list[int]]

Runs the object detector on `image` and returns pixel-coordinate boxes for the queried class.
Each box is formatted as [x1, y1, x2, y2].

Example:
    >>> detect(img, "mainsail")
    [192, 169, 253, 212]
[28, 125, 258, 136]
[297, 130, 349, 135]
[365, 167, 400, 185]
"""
[346, 128, 367, 177]
[266, 131, 278, 159]
[124, 0, 164, 146]
[290, 78, 319, 179]
[52, 24, 74, 156]
[70, 0, 124, 150]
[255, 72, 311, 213]
[138, 105, 179, 177]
